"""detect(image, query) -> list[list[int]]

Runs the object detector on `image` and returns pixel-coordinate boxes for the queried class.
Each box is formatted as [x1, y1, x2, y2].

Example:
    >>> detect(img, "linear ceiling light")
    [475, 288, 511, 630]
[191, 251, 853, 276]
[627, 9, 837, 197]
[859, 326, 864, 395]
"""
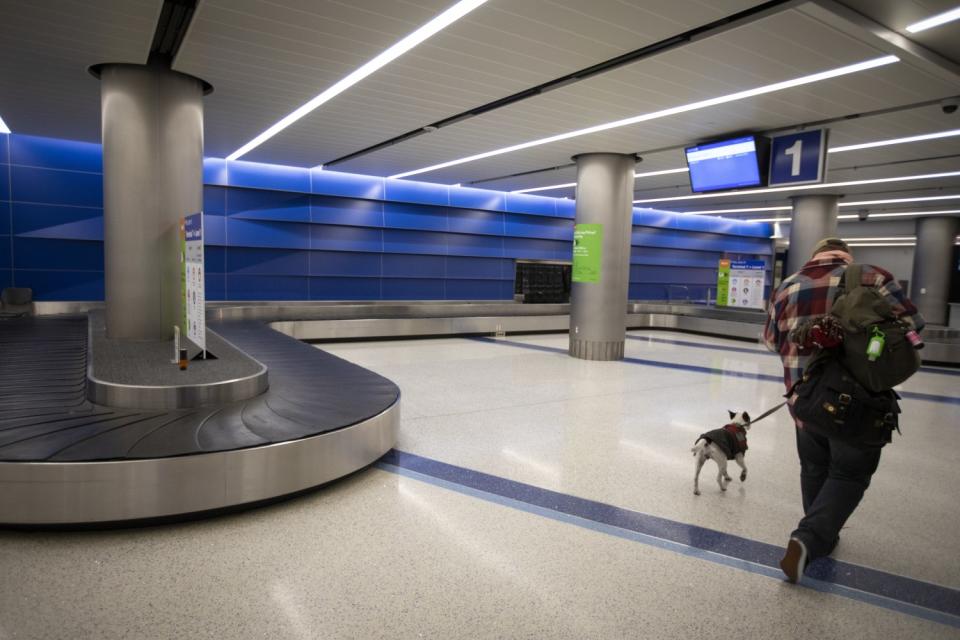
[846, 242, 917, 247]
[0, 114, 10, 134]
[226, 0, 488, 161]
[749, 217, 792, 223]
[682, 206, 792, 215]
[633, 171, 960, 203]
[843, 236, 917, 242]
[841, 194, 960, 207]
[511, 167, 690, 194]
[390, 55, 899, 179]
[829, 129, 960, 153]
[843, 209, 960, 219]
[906, 6, 960, 33]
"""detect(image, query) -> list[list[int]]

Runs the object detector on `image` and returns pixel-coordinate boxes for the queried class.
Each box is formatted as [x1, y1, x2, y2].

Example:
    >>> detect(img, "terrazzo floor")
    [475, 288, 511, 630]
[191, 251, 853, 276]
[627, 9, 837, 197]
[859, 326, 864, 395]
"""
[1, 330, 957, 639]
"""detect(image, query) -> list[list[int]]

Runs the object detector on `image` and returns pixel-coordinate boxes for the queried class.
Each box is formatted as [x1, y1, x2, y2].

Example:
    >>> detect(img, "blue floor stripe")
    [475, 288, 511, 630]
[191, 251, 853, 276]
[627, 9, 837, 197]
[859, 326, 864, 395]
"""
[471, 337, 960, 406]
[378, 450, 960, 629]
[625, 334, 960, 377]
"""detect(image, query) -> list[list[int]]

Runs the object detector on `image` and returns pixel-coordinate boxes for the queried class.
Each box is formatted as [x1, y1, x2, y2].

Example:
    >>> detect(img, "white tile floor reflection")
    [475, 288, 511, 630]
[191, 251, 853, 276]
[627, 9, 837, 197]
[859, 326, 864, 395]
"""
[0, 330, 957, 639]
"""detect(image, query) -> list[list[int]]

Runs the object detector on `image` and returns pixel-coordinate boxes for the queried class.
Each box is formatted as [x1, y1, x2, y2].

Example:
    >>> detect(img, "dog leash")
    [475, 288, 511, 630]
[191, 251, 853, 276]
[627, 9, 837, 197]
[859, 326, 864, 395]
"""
[749, 401, 787, 425]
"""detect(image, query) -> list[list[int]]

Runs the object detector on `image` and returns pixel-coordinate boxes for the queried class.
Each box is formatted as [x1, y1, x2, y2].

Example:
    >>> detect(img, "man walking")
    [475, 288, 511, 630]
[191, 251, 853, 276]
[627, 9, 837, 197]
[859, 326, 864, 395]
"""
[763, 237, 923, 583]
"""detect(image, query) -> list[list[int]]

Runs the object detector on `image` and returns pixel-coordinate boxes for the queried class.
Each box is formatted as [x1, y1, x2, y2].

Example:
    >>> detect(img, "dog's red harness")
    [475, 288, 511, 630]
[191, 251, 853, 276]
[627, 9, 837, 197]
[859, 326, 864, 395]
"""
[697, 423, 748, 460]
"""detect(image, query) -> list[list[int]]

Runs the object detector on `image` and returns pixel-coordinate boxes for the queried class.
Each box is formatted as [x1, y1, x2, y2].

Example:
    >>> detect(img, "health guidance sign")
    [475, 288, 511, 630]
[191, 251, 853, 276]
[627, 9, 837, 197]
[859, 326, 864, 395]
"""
[180, 212, 206, 352]
[717, 259, 765, 309]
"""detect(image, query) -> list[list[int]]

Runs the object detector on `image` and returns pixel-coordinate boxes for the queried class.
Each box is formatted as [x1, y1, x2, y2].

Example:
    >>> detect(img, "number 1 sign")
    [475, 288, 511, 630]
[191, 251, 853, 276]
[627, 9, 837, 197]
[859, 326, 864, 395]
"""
[768, 129, 828, 186]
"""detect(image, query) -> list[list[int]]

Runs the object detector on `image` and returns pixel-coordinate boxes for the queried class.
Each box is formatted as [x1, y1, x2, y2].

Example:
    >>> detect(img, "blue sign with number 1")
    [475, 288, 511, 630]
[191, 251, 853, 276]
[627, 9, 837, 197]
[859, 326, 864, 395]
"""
[768, 129, 828, 186]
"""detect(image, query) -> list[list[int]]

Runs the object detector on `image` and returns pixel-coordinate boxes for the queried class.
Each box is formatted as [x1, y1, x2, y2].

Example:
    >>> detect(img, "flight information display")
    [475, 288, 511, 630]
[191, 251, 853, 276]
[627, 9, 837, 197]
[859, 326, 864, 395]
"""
[685, 135, 766, 193]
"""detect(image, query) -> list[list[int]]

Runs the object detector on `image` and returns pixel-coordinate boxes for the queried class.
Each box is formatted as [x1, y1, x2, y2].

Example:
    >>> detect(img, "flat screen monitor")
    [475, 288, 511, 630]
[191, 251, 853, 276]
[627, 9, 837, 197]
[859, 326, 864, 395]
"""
[684, 135, 768, 193]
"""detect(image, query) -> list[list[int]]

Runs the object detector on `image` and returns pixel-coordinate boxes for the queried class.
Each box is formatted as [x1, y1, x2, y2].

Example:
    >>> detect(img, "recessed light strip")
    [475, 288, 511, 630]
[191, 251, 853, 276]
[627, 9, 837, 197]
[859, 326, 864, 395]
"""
[841, 194, 960, 207]
[829, 129, 960, 153]
[906, 6, 960, 33]
[0, 114, 10, 134]
[633, 171, 960, 203]
[226, 0, 488, 161]
[390, 55, 899, 179]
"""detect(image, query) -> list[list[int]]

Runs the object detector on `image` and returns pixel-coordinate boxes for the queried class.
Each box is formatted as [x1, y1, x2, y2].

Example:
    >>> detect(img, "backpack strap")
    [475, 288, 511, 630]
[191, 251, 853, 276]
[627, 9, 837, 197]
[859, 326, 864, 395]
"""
[837, 263, 862, 297]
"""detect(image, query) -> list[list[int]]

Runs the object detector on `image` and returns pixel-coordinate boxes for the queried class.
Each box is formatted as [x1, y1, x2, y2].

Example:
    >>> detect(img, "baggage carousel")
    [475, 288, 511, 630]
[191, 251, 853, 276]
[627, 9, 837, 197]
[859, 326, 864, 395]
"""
[3, 300, 957, 527]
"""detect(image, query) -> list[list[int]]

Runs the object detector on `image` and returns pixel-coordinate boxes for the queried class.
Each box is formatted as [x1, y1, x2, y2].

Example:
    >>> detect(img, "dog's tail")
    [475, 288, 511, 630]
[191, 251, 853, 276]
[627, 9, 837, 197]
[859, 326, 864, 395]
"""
[691, 438, 707, 456]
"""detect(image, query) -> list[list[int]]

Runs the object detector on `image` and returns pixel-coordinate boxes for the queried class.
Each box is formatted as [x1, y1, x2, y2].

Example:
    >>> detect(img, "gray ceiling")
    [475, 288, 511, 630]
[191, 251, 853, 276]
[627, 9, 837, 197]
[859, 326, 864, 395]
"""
[0, 0, 957, 221]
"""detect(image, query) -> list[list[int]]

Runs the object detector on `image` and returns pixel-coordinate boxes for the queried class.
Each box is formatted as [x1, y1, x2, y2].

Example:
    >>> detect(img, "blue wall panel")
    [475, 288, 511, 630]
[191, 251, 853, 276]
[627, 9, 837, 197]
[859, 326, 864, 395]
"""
[383, 228, 446, 256]
[227, 275, 309, 300]
[505, 193, 557, 216]
[9, 135, 102, 173]
[226, 160, 310, 193]
[445, 256, 506, 280]
[382, 277, 444, 300]
[310, 251, 381, 277]
[227, 189, 310, 223]
[445, 279, 507, 300]
[449, 187, 505, 212]
[384, 202, 448, 232]
[12, 238, 103, 270]
[11, 166, 103, 208]
[204, 212, 226, 246]
[311, 169, 384, 200]
[23, 270, 103, 301]
[12, 203, 103, 241]
[383, 179, 449, 206]
[447, 233, 504, 258]
[504, 237, 570, 261]
[0, 268, 10, 291]
[206, 246, 227, 274]
[504, 213, 572, 240]
[311, 225, 382, 253]
[311, 196, 382, 227]
[0, 135, 8, 161]
[226, 247, 309, 275]
[205, 272, 226, 301]
[3, 134, 774, 302]
[447, 208, 503, 236]
[382, 253, 445, 278]
[310, 277, 380, 300]
[226, 219, 310, 249]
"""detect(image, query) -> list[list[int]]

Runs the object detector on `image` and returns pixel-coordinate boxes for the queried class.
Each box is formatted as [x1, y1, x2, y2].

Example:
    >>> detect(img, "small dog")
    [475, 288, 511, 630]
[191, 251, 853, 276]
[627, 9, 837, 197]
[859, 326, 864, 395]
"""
[691, 411, 751, 495]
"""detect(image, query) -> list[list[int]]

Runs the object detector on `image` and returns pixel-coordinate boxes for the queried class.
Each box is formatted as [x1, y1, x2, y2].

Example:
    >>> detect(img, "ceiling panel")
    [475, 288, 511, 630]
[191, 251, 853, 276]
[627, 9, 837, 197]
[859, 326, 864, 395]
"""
[336, 7, 958, 182]
[0, 0, 159, 141]
[174, 0, 763, 161]
[840, 0, 960, 64]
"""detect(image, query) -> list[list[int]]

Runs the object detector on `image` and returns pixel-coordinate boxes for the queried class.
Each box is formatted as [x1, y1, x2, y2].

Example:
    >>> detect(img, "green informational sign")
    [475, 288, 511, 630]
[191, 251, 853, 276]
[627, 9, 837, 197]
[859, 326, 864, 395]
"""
[716, 259, 731, 306]
[572, 223, 603, 283]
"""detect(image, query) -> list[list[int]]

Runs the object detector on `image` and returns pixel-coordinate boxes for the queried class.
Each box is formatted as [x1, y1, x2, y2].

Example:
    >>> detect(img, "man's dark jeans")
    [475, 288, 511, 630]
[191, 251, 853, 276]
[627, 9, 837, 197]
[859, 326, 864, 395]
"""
[792, 426, 882, 559]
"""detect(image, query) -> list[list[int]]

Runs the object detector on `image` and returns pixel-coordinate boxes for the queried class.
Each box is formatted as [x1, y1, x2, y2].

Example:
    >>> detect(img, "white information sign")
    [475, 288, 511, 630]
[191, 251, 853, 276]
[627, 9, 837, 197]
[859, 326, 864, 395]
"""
[181, 212, 206, 353]
[719, 259, 765, 310]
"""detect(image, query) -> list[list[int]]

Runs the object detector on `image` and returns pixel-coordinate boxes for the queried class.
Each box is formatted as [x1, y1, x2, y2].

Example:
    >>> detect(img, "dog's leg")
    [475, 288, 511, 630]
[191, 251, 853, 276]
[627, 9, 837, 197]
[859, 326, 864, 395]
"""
[735, 453, 747, 482]
[693, 453, 706, 496]
[716, 456, 729, 491]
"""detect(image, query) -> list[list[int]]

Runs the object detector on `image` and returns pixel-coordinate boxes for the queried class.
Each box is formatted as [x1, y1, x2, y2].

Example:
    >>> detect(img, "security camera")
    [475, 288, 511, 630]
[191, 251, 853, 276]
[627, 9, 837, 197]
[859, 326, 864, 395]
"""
[858, 209, 869, 221]
[942, 97, 959, 114]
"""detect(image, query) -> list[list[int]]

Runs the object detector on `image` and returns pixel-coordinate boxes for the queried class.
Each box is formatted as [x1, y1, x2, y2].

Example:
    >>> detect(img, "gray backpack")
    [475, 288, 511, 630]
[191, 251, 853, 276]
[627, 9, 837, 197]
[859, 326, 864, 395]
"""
[831, 264, 921, 392]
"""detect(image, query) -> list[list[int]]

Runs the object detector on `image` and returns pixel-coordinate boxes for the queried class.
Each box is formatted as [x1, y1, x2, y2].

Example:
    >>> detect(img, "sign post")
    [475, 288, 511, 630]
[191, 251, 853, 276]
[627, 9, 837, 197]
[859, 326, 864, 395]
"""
[180, 212, 206, 357]
[572, 223, 603, 283]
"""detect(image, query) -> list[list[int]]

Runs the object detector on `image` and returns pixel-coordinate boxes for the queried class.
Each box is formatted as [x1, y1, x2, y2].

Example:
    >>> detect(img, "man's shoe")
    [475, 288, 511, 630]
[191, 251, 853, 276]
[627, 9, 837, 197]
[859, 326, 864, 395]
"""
[780, 537, 808, 584]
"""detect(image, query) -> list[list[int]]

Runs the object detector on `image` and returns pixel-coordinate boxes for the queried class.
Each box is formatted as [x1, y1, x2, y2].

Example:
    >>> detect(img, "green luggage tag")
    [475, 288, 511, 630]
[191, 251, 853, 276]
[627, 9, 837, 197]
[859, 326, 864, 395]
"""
[866, 326, 885, 362]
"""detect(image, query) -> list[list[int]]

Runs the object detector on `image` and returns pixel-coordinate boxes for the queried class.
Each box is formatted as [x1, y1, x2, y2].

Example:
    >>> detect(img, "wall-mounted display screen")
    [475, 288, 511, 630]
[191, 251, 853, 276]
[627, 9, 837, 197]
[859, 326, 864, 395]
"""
[685, 135, 768, 193]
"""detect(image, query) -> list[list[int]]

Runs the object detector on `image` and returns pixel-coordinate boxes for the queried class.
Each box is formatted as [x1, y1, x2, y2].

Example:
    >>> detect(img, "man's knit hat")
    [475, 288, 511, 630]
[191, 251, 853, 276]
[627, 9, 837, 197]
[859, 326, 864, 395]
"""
[811, 237, 850, 257]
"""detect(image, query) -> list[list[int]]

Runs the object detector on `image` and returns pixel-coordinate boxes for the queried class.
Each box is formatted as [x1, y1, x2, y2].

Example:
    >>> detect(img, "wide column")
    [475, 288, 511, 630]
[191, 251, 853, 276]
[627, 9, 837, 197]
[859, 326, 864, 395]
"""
[787, 195, 839, 274]
[911, 216, 959, 325]
[99, 63, 206, 340]
[569, 153, 637, 361]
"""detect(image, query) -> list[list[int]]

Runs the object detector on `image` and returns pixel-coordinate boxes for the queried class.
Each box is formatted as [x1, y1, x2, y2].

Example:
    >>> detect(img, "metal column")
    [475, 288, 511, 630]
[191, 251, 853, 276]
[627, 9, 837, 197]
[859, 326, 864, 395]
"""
[569, 153, 637, 361]
[787, 194, 839, 275]
[97, 63, 207, 340]
[911, 216, 959, 325]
